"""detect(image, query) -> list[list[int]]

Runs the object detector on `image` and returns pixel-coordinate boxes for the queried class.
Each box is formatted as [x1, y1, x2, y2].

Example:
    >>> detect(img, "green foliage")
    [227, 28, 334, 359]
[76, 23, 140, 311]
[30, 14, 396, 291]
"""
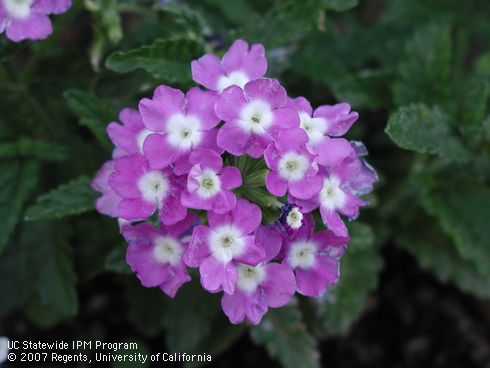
[25, 176, 97, 221]
[106, 38, 204, 84]
[250, 303, 320, 368]
[386, 104, 471, 162]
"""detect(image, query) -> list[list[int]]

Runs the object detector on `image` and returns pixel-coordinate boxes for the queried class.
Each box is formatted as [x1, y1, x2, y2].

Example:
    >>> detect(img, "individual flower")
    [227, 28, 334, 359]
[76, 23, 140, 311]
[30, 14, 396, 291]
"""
[286, 207, 303, 229]
[346, 141, 378, 196]
[283, 215, 348, 297]
[191, 39, 267, 92]
[0, 0, 71, 42]
[109, 155, 187, 225]
[139, 86, 221, 173]
[264, 128, 323, 200]
[123, 213, 198, 297]
[221, 226, 296, 325]
[181, 149, 242, 214]
[289, 97, 358, 166]
[91, 160, 121, 218]
[107, 108, 152, 157]
[184, 199, 266, 295]
[215, 78, 299, 158]
[290, 157, 367, 237]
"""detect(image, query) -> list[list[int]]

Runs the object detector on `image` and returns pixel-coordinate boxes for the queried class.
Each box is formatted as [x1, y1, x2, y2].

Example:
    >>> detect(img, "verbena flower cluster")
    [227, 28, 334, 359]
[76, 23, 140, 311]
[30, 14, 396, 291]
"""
[92, 39, 377, 325]
[0, 0, 71, 42]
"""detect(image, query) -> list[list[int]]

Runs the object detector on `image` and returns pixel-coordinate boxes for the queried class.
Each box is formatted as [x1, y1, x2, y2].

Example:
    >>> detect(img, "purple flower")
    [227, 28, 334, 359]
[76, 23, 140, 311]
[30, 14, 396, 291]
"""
[290, 158, 368, 237]
[191, 39, 267, 92]
[123, 213, 198, 297]
[0, 0, 71, 42]
[264, 128, 323, 200]
[347, 141, 379, 196]
[184, 199, 266, 295]
[283, 215, 348, 297]
[109, 155, 187, 225]
[139, 86, 221, 174]
[181, 149, 242, 214]
[107, 108, 152, 157]
[91, 160, 122, 218]
[289, 97, 358, 166]
[221, 226, 296, 325]
[215, 78, 299, 158]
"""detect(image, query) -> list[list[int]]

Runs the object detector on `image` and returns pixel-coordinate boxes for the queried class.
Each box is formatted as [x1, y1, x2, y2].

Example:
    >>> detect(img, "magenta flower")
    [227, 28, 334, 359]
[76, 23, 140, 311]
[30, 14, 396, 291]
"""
[181, 149, 242, 214]
[221, 226, 296, 325]
[109, 155, 187, 225]
[347, 141, 379, 196]
[107, 108, 152, 157]
[264, 128, 323, 200]
[289, 97, 358, 167]
[184, 199, 266, 295]
[215, 78, 299, 158]
[139, 86, 221, 174]
[0, 0, 71, 42]
[123, 213, 198, 297]
[290, 158, 368, 237]
[91, 160, 122, 218]
[191, 39, 267, 92]
[283, 215, 348, 297]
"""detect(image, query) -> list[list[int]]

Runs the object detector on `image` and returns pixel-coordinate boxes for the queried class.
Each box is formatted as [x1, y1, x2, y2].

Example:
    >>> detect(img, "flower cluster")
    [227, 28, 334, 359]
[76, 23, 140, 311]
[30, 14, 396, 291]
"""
[0, 0, 72, 42]
[92, 39, 377, 325]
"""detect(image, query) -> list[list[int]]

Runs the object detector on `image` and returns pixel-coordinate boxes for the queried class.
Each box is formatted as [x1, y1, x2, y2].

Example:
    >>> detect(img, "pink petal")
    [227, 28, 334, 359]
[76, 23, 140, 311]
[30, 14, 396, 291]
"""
[139, 85, 185, 132]
[199, 257, 237, 294]
[244, 78, 287, 108]
[191, 54, 224, 91]
[261, 263, 296, 307]
[265, 170, 288, 197]
[217, 121, 250, 156]
[214, 85, 247, 122]
[185, 87, 220, 130]
[220, 166, 242, 190]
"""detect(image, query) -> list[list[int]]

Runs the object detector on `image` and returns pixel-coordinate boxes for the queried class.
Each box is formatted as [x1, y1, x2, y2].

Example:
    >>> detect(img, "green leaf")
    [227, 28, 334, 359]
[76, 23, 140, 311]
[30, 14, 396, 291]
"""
[393, 23, 452, 106]
[64, 89, 114, 148]
[25, 298, 68, 327]
[321, 0, 359, 12]
[397, 212, 490, 299]
[386, 103, 471, 162]
[36, 227, 78, 315]
[0, 161, 39, 254]
[235, 1, 320, 48]
[420, 181, 490, 280]
[25, 176, 97, 221]
[250, 303, 320, 368]
[313, 223, 382, 335]
[0, 137, 67, 162]
[460, 79, 488, 146]
[105, 38, 204, 84]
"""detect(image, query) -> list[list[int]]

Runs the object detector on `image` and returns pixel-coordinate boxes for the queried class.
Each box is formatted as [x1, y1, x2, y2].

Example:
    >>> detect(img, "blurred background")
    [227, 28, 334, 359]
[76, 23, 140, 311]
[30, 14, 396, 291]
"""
[0, 0, 489, 367]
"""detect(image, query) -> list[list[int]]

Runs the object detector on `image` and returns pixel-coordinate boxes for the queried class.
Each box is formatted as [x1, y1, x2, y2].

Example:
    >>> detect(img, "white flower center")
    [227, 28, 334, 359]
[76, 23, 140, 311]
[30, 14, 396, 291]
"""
[239, 100, 274, 134]
[136, 128, 152, 154]
[137, 170, 169, 204]
[217, 71, 249, 91]
[288, 240, 317, 269]
[195, 168, 221, 199]
[286, 207, 304, 229]
[299, 112, 328, 145]
[236, 264, 266, 293]
[166, 114, 202, 150]
[278, 152, 309, 182]
[209, 225, 246, 263]
[319, 176, 346, 210]
[153, 236, 183, 265]
[3, 0, 33, 19]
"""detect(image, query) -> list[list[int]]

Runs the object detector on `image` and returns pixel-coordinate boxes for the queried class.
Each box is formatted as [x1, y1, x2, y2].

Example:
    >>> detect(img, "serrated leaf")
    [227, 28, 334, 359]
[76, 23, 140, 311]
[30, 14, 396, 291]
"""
[0, 138, 67, 162]
[313, 223, 382, 335]
[25, 176, 97, 221]
[64, 89, 114, 148]
[420, 182, 490, 281]
[0, 161, 39, 254]
[250, 303, 320, 368]
[397, 212, 490, 299]
[393, 23, 452, 106]
[460, 79, 488, 146]
[386, 103, 471, 162]
[105, 38, 204, 84]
